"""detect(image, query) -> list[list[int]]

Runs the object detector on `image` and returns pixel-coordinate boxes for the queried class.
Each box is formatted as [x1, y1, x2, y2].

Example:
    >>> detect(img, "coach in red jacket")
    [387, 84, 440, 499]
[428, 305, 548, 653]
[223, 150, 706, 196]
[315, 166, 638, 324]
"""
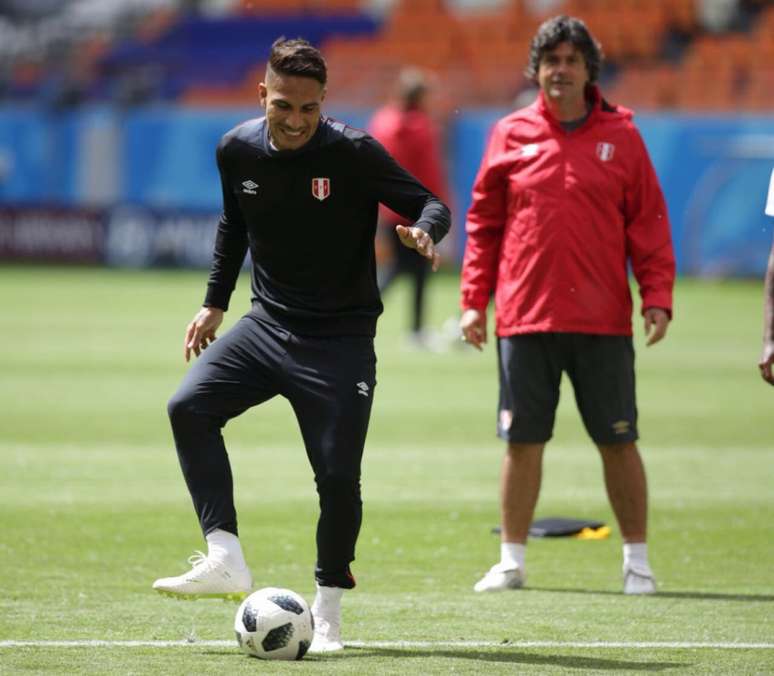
[460, 15, 675, 595]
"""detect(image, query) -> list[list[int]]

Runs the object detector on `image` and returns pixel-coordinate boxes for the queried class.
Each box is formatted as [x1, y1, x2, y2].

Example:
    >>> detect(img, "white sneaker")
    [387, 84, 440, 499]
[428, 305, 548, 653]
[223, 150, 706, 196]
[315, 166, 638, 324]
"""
[152, 551, 252, 601]
[308, 588, 344, 653]
[473, 562, 525, 592]
[308, 617, 343, 653]
[623, 562, 657, 595]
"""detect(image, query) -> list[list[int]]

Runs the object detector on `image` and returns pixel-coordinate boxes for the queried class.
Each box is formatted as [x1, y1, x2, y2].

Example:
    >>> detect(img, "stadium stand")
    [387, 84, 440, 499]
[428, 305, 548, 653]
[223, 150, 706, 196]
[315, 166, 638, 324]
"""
[0, 0, 771, 111]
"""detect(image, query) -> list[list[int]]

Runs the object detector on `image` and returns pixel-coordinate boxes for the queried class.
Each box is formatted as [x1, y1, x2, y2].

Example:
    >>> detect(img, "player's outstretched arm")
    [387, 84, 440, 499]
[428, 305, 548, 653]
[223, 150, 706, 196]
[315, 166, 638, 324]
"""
[395, 224, 440, 271]
[643, 307, 670, 346]
[184, 306, 224, 362]
[460, 308, 487, 351]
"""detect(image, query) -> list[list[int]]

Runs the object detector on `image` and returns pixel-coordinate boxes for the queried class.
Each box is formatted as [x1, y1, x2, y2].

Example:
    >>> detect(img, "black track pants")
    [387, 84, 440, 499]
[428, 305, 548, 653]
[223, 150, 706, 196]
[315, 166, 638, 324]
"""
[167, 314, 376, 587]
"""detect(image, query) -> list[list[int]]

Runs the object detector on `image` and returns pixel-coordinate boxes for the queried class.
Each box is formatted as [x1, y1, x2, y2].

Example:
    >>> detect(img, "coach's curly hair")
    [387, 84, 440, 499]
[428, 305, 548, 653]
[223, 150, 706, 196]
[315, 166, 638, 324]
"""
[524, 15, 603, 84]
[269, 37, 327, 85]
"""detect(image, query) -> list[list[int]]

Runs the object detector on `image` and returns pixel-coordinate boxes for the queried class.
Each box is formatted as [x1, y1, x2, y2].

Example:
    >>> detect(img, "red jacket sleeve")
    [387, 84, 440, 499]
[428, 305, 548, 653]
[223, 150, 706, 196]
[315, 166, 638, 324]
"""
[623, 128, 676, 318]
[460, 120, 509, 311]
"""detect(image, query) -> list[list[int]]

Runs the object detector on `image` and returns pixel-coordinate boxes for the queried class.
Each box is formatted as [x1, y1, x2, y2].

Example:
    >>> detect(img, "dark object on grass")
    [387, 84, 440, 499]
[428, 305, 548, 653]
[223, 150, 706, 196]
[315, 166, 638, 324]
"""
[491, 517, 606, 537]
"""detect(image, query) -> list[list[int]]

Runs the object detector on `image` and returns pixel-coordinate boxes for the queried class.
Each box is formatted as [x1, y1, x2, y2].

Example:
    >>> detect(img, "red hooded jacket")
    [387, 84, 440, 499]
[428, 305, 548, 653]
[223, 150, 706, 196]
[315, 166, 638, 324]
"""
[460, 87, 675, 337]
[369, 104, 448, 224]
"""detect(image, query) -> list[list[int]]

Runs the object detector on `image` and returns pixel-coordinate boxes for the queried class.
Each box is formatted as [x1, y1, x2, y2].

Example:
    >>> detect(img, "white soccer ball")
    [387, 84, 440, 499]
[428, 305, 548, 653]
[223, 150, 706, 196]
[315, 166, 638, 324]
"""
[234, 587, 314, 660]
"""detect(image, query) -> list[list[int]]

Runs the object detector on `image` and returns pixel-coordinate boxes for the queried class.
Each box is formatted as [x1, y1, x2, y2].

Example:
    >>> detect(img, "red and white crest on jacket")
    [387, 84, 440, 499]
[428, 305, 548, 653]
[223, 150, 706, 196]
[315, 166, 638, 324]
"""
[312, 177, 331, 201]
[596, 142, 615, 162]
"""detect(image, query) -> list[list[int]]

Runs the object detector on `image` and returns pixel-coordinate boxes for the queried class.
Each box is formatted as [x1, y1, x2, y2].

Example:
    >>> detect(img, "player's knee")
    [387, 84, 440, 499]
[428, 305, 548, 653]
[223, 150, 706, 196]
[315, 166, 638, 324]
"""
[598, 441, 637, 454]
[167, 390, 197, 427]
[315, 473, 361, 503]
[507, 441, 545, 457]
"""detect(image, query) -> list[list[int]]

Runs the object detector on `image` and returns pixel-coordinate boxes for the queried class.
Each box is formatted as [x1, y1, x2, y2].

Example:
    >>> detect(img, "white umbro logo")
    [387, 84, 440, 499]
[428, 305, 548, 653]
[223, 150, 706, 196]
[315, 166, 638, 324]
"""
[521, 143, 539, 157]
[242, 180, 258, 194]
[356, 382, 369, 397]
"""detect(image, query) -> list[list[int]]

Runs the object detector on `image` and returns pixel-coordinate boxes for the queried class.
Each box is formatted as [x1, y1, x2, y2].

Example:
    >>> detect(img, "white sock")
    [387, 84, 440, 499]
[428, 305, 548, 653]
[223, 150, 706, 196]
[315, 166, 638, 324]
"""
[623, 542, 650, 570]
[312, 584, 344, 615]
[500, 542, 526, 571]
[205, 529, 247, 568]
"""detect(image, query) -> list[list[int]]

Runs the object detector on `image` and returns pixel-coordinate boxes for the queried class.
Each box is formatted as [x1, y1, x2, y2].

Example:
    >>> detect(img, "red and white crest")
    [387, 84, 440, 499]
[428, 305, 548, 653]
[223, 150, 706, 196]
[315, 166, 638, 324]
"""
[312, 177, 331, 201]
[596, 142, 615, 162]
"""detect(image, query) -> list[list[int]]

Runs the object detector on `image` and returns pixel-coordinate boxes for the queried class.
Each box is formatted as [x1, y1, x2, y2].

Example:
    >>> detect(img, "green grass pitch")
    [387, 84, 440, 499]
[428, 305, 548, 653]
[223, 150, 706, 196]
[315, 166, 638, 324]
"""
[1, 265, 772, 674]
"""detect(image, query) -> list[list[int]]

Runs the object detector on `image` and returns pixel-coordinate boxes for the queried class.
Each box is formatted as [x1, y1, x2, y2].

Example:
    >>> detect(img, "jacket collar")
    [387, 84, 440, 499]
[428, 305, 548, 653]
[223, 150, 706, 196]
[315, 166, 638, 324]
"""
[536, 84, 603, 131]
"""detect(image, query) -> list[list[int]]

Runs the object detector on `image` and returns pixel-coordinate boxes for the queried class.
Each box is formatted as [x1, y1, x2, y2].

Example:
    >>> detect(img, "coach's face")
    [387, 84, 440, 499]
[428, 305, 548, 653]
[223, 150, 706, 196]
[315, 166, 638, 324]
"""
[537, 41, 589, 118]
[259, 67, 326, 151]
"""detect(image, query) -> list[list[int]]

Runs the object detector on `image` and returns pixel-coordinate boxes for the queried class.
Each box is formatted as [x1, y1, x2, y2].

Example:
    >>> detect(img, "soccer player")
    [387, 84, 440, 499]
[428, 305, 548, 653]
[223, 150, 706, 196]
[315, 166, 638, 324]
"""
[759, 168, 774, 385]
[368, 67, 449, 348]
[459, 16, 675, 595]
[152, 38, 450, 652]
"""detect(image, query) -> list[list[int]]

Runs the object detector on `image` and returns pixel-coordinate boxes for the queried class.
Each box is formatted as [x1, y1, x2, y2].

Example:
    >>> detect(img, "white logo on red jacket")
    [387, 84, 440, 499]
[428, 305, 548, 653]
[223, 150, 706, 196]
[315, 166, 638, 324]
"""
[312, 177, 331, 201]
[521, 143, 539, 157]
[596, 142, 615, 161]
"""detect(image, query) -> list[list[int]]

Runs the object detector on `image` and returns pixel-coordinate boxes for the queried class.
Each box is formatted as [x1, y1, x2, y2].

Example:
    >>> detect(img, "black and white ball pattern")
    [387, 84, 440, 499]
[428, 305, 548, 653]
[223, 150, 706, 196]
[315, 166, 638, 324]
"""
[234, 587, 314, 660]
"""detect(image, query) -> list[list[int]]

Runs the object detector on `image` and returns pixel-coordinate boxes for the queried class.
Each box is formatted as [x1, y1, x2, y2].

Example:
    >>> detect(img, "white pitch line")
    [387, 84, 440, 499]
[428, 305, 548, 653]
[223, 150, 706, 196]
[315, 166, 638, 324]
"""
[1, 640, 773, 650]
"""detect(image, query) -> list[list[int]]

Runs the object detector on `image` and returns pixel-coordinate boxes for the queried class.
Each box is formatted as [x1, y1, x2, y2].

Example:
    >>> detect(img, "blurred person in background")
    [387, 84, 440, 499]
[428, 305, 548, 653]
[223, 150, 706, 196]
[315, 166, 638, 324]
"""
[369, 67, 449, 348]
[459, 16, 675, 595]
[152, 37, 450, 652]
[759, 167, 774, 385]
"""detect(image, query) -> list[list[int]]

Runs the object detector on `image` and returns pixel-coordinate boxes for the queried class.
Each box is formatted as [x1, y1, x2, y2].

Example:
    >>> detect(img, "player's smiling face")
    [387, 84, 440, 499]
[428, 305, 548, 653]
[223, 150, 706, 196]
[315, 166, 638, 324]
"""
[259, 67, 326, 151]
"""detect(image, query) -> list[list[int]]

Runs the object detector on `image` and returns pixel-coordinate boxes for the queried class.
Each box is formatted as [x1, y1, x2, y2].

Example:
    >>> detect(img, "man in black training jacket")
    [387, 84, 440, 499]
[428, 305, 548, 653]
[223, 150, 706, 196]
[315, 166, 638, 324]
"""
[152, 38, 450, 653]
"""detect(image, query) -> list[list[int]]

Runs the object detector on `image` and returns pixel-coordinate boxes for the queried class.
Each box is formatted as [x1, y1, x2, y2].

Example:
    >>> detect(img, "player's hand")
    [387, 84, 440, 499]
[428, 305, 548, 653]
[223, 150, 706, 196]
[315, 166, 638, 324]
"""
[759, 343, 774, 385]
[184, 306, 224, 362]
[395, 224, 440, 272]
[643, 307, 670, 346]
[460, 308, 487, 351]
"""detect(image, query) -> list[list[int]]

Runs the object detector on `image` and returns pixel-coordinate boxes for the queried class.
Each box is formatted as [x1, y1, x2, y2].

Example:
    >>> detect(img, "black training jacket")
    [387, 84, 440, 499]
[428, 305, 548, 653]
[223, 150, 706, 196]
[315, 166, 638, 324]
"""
[204, 115, 451, 337]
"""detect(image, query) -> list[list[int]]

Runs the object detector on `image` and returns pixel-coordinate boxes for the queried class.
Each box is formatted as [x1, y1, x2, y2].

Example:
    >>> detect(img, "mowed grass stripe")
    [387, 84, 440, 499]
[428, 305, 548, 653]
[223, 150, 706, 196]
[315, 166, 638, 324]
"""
[2, 640, 773, 649]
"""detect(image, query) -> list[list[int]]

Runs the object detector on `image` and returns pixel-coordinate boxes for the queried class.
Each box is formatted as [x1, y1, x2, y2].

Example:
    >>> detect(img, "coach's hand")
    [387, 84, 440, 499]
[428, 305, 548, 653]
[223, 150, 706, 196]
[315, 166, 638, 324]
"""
[395, 224, 440, 272]
[460, 308, 487, 351]
[643, 307, 670, 346]
[184, 306, 224, 362]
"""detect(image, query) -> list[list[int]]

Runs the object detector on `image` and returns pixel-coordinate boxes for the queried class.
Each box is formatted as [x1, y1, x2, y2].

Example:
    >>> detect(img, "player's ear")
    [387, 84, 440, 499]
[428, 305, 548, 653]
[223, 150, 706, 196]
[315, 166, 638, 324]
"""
[320, 86, 327, 104]
[258, 82, 268, 108]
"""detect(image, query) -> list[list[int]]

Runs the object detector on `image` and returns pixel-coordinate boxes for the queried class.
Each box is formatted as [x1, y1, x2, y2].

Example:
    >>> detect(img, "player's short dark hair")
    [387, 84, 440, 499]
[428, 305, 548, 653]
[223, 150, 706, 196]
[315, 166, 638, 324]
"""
[525, 15, 603, 84]
[269, 37, 327, 85]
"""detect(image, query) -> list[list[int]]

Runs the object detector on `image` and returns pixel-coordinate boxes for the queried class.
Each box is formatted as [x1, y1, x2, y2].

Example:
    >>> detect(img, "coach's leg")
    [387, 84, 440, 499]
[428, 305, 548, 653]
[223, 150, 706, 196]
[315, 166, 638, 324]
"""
[475, 334, 560, 593]
[501, 442, 545, 543]
[597, 441, 655, 593]
[597, 441, 647, 543]
[571, 334, 655, 593]
[495, 442, 545, 589]
[473, 442, 544, 593]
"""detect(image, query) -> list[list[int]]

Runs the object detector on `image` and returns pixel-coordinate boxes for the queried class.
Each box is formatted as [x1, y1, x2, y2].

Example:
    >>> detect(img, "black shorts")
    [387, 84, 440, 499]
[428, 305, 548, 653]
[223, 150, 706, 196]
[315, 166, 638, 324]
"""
[497, 333, 638, 445]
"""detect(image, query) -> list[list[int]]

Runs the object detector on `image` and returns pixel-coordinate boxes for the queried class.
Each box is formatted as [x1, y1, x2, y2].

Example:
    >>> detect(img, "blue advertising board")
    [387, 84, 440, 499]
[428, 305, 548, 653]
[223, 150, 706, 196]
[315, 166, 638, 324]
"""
[0, 104, 771, 274]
